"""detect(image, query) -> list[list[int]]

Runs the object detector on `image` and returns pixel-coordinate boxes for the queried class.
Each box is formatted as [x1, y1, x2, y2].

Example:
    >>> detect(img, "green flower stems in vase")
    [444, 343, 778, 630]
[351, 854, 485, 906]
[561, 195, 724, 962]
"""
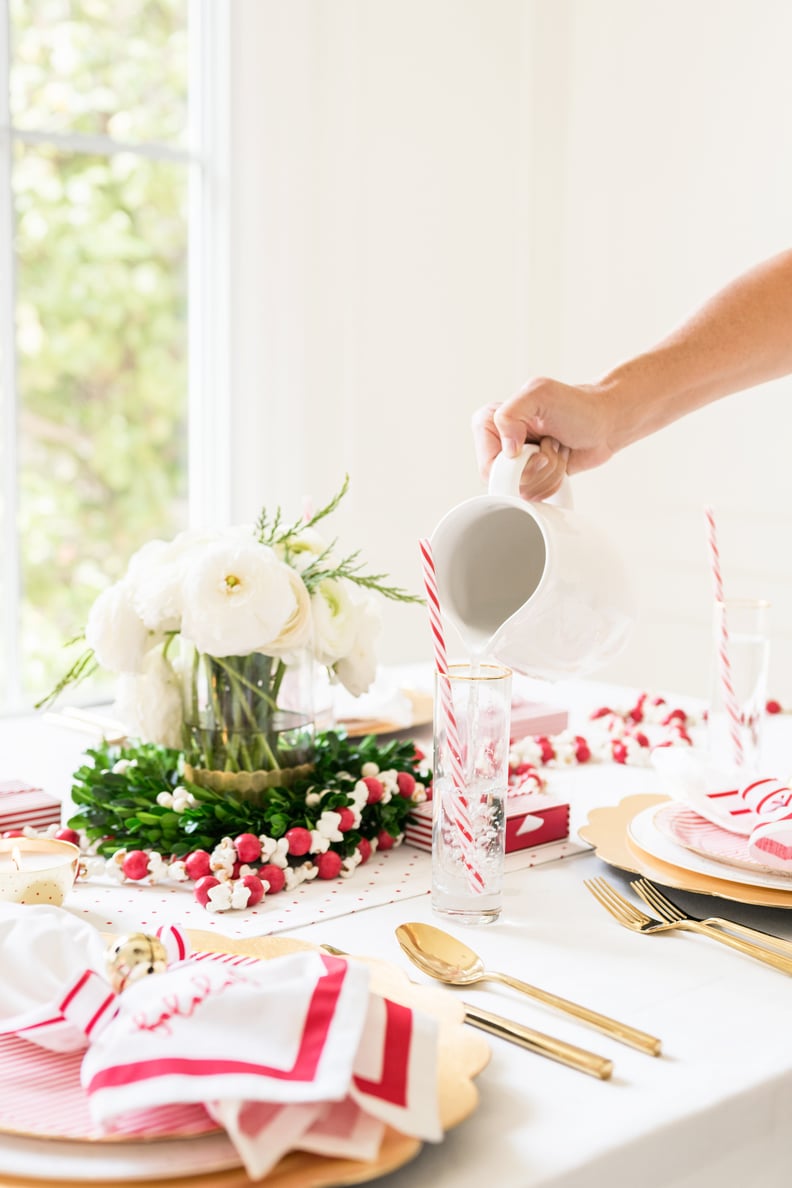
[183, 648, 313, 774]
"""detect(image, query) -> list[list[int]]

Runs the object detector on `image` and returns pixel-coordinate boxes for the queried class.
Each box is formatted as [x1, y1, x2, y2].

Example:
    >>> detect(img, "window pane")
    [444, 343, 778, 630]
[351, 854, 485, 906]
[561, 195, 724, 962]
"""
[10, 0, 189, 145]
[14, 142, 189, 701]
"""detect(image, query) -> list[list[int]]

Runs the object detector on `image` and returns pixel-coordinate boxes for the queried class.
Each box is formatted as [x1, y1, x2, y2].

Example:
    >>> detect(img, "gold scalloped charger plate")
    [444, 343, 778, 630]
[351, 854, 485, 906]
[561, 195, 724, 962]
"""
[578, 794, 792, 909]
[0, 932, 489, 1188]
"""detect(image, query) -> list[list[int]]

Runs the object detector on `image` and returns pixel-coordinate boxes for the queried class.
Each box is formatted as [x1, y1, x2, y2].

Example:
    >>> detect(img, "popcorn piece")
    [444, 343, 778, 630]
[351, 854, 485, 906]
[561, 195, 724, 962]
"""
[316, 810, 344, 843]
[308, 829, 331, 855]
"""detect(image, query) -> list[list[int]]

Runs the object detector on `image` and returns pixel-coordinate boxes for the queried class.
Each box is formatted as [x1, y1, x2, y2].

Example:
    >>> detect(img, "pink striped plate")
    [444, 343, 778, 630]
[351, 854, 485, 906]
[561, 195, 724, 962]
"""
[650, 802, 792, 882]
[0, 949, 265, 1143]
[0, 1035, 218, 1142]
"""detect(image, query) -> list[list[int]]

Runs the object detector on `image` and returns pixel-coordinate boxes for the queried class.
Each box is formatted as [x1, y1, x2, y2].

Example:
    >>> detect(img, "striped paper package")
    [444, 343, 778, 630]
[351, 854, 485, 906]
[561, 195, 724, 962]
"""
[404, 791, 569, 855]
[0, 780, 62, 833]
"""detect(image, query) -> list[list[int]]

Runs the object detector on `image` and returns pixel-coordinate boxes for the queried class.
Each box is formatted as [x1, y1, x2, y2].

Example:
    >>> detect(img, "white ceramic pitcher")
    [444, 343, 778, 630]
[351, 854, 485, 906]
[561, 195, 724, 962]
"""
[430, 445, 634, 680]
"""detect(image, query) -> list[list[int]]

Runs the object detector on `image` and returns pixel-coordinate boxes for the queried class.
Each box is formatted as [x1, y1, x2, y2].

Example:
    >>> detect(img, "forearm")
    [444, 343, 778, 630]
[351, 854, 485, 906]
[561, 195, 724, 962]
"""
[594, 248, 792, 452]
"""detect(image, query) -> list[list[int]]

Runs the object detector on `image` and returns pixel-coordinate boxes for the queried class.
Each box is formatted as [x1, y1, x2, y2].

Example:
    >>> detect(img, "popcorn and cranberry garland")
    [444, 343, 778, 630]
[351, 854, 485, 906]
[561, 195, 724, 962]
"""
[508, 693, 701, 793]
[35, 741, 428, 913]
[13, 696, 784, 914]
[93, 759, 426, 913]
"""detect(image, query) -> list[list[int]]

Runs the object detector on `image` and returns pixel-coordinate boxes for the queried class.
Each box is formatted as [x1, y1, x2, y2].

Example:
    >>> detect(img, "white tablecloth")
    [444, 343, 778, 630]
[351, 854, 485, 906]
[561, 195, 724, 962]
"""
[2, 676, 792, 1188]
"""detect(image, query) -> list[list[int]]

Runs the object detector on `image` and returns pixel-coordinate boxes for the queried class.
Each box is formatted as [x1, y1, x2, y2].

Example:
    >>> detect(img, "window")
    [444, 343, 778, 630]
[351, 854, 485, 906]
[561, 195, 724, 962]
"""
[0, 0, 228, 712]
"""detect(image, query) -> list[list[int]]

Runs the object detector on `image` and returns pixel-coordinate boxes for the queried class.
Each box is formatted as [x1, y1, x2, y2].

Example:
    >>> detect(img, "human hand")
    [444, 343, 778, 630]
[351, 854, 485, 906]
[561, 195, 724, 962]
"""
[471, 377, 615, 499]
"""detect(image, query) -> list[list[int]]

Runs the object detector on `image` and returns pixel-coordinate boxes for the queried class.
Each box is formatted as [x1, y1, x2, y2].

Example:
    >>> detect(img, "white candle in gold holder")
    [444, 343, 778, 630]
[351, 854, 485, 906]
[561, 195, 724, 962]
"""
[0, 837, 80, 905]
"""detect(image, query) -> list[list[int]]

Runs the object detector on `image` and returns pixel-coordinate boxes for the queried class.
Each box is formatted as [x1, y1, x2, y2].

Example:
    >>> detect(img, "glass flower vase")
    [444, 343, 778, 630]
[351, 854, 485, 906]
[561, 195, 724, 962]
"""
[180, 645, 315, 797]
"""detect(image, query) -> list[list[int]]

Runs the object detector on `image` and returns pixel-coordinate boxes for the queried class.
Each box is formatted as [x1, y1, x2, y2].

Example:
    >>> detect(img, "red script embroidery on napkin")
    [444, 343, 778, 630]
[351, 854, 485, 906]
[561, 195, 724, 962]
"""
[85, 953, 350, 1093]
[131, 969, 247, 1037]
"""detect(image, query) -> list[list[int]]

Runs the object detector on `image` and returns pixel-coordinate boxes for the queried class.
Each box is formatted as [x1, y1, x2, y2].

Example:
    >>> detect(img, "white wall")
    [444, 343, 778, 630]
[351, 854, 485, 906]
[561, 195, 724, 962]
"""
[228, 1, 792, 701]
[542, 0, 792, 700]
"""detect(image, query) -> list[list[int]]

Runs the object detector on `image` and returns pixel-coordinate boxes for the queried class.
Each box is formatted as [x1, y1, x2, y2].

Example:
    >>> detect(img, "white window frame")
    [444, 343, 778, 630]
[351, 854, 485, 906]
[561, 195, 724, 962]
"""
[0, 0, 231, 711]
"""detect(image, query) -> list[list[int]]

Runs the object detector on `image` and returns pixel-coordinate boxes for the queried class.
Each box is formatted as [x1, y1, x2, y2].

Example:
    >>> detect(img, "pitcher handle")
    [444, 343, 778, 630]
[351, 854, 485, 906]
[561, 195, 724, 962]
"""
[488, 444, 574, 509]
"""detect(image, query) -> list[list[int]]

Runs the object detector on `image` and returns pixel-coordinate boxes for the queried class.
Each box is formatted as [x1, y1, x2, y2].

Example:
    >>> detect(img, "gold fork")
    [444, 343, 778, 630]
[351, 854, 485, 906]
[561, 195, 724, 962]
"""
[584, 877, 792, 976]
[631, 879, 792, 959]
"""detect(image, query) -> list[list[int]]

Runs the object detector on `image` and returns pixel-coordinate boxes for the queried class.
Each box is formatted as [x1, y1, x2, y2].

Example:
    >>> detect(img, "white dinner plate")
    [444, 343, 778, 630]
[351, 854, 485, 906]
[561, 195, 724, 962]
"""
[629, 802, 792, 892]
[0, 1129, 240, 1182]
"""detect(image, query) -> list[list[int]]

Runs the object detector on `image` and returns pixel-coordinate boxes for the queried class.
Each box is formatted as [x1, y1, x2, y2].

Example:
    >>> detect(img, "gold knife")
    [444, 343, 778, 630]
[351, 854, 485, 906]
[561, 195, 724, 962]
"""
[462, 1002, 613, 1080]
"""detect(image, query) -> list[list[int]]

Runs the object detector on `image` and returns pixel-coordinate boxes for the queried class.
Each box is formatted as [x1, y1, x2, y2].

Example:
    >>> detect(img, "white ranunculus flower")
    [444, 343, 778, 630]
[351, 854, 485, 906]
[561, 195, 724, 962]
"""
[114, 648, 184, 748]
[266, 567, 313, 656]
[333, 596, 381, 697]
[279, 528, 330, 573]
[310, 578, 357, 666]
[180, 539, 300, 657]
[85, 581, 153, 673]
[126, 531, 210, 633]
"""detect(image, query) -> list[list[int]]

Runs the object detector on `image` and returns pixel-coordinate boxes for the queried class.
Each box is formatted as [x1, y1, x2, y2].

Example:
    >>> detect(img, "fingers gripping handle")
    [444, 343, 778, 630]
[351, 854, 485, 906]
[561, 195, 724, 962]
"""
[489, 443, 573, 509]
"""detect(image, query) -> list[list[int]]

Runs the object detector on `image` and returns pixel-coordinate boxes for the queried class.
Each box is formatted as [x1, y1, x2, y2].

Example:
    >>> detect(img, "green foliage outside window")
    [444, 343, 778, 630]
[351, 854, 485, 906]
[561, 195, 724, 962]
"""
[7, 0, 190, 704]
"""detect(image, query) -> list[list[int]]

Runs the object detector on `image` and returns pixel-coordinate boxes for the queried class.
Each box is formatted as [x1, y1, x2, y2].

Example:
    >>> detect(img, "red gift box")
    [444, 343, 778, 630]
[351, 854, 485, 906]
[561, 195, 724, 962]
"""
[404, 791, 569, 855]
[0, 780, 62, 834]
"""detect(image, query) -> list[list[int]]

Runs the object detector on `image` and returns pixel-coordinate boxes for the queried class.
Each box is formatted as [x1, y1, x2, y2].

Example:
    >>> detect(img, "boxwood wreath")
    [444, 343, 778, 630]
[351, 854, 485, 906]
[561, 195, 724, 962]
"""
[65, 730, 429, 913]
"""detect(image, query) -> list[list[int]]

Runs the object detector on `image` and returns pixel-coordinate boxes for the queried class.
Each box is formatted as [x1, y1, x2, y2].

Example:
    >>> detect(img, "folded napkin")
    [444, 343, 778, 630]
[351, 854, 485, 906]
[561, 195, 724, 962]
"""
[652, 749, 792, 870]
[0, 904, 442, 1179]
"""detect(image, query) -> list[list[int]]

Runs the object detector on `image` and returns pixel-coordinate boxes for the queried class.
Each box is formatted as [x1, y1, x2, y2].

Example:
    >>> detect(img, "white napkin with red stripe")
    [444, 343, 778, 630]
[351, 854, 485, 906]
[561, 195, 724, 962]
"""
[652, 749, 792, 869]
[0, 905, 442, 1179]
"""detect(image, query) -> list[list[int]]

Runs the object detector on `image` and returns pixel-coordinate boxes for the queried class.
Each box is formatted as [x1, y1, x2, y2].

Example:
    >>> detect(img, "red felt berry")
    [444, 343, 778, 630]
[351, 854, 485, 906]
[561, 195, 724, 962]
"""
[259, 863, 286, 894]
[194, 875, 221, 906]
[184, 849, 212, 880]
[362, 776, 384, 804]
[55, 828, 81, 846]
[396, 771, 416, 798]
[412, 745, 425, 763]
[122, 850, 150, 881]
[357, 838, 372, 864]
[574, 737, 591, 763]
[376, 830, 395, 851]
[337, 807, 356, 832]
[234, 832, 262, 863]
[241, 874, 265, 905]
[285, 827, 312, 856]
[537, 736, 555, 764]
[316, 851, 343, 879]
[767, 699, 782, 715]
[611, 740, 628, 765]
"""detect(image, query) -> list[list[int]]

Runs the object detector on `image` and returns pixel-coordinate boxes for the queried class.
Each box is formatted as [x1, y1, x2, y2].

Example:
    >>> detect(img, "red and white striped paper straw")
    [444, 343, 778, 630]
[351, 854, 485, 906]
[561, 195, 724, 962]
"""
[704, 506, 743, 765]
[418, 538, 485, 892]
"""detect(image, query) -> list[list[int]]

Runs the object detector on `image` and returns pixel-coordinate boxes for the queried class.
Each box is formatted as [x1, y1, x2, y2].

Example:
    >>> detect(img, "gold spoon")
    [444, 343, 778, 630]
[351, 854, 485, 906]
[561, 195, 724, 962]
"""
[320, 944, 612, 1079]
[395, 921, 662, 1057]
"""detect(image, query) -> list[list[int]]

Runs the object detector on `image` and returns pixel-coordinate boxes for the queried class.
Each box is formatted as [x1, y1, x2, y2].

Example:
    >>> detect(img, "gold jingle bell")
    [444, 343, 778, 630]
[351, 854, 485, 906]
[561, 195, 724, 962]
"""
[105, 932, 168, 993]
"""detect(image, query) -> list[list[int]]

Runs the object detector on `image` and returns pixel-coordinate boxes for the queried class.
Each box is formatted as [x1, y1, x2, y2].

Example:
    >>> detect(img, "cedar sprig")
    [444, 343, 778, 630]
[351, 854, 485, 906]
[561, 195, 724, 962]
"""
[35, 638, 97, 710]
[255, 476, 423, 604]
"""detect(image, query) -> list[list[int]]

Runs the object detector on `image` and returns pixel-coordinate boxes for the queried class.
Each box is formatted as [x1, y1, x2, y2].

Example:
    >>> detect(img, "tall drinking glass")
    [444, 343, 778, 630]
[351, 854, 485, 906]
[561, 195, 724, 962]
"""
[432, 663, 511, 925]
[709, 598, 770, 772]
